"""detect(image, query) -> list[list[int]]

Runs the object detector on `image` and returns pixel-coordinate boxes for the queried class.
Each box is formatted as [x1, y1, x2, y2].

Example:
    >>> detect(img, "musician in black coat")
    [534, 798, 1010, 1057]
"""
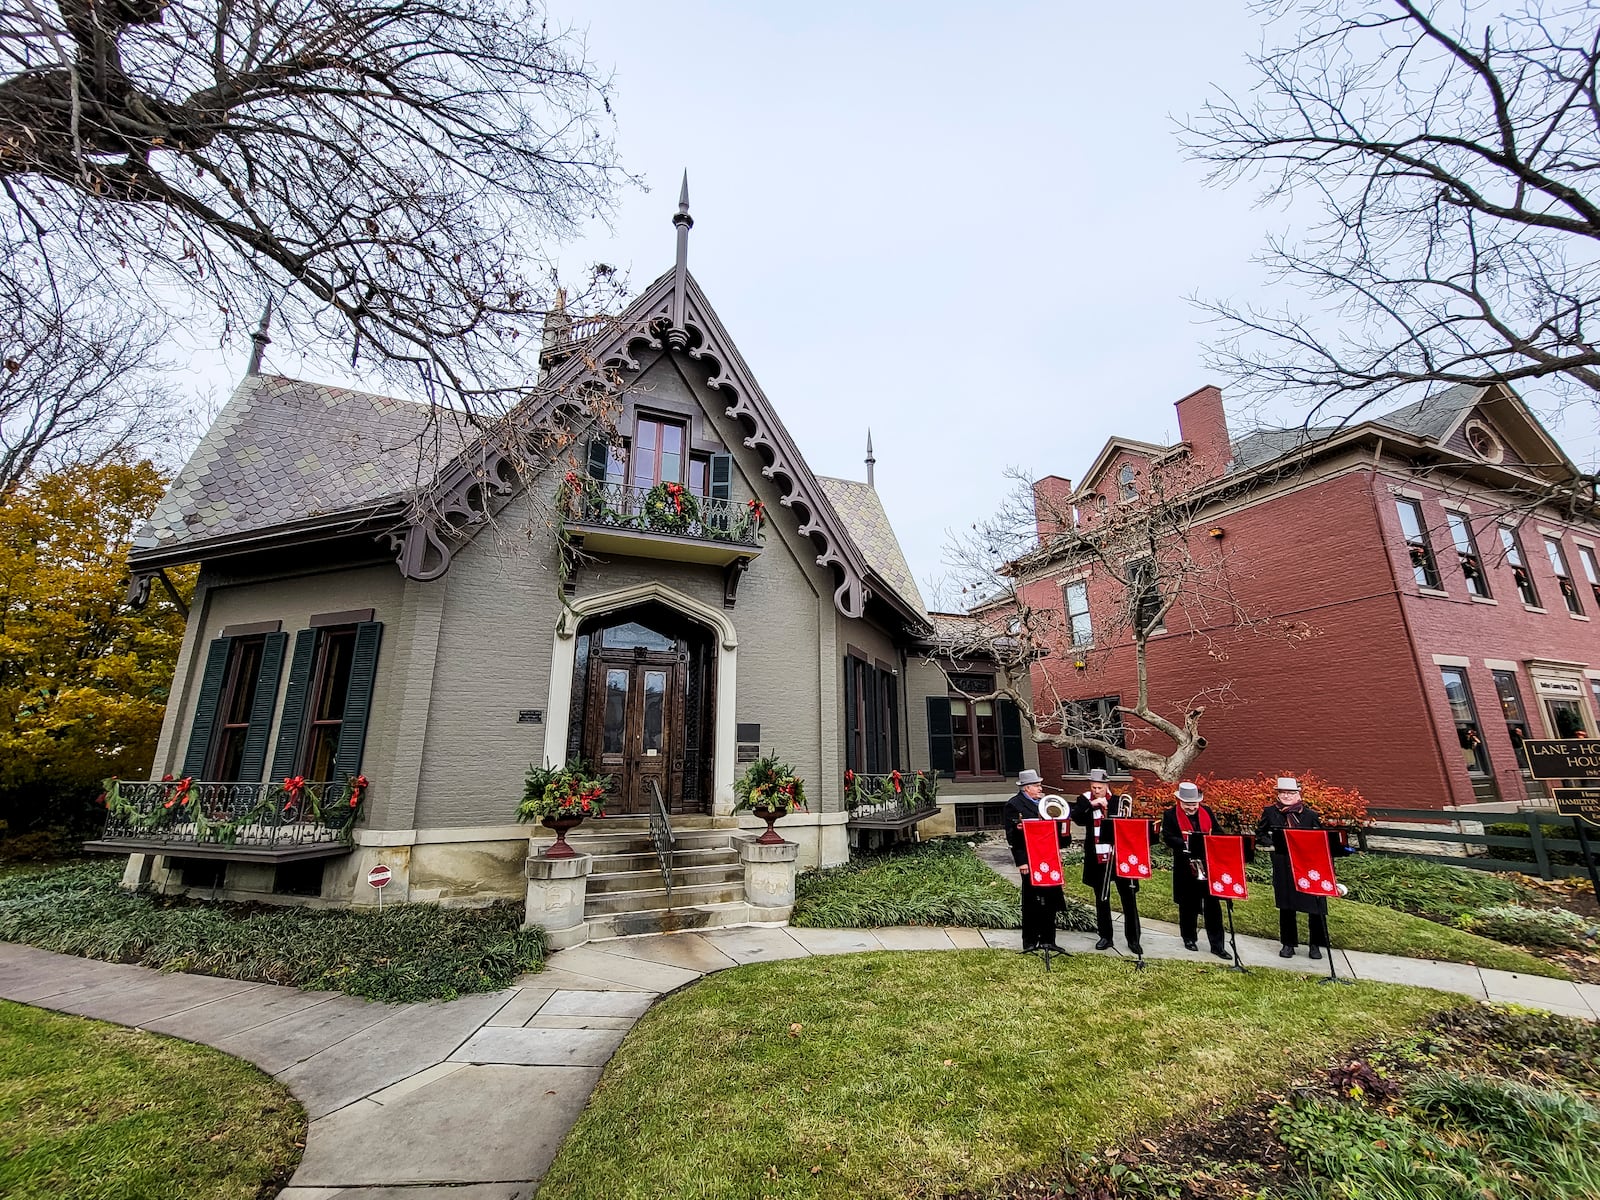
[1002, 769, 1071, 952]
[1160, 781, 1230, 959]
[1069, 768, 1142, 954]
[1254, 776, 1328, 959]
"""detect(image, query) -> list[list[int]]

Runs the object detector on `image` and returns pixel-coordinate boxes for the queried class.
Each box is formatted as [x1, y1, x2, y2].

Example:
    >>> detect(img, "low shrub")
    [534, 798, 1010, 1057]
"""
[0, 861, 545, 1003]
[1336, 854, 1534, 918]
[792, 838, 1096, 932]
[1130, 771, 1371, 830]
[1457, 903, 1599, 948]
[1485, 819, 1589, 867]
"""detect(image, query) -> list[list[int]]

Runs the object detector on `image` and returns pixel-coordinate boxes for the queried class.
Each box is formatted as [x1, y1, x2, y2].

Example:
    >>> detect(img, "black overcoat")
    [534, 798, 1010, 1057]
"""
[1002, 790, 1070, 914]
[1160, 804, 1219, 906]
[1254, 802, 1328, 916]
[1069, 793, 1134, 891]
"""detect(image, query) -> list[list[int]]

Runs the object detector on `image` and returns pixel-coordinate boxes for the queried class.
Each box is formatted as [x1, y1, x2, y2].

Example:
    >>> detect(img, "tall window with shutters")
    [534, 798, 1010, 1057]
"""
[272, 620, 384, 782]
[926, 684, 1024, 781]
[844, 655, 899, 774]
[182, 630, 288, 782]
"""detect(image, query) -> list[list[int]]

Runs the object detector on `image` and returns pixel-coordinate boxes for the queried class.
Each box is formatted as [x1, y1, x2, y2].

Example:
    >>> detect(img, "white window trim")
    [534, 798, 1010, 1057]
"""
[1468, 595, 1498, 605]
[1484, 659, 1520, 672]
[1538, 527, 1565, 541]
[1388, 484, 1425, 499]
[1432, 653, 1472, 667]
[1439, 498, 1473, 513]
[1573, 536, 1596, 551]
[1056, 567, 1091, 586]
[1418, 587, 1450, 598]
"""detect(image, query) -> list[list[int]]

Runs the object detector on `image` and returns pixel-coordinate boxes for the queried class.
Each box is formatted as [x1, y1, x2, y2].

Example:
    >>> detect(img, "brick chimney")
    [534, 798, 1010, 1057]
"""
[1174, 384, 1231, 478]
[1032, 475, 1075, 542]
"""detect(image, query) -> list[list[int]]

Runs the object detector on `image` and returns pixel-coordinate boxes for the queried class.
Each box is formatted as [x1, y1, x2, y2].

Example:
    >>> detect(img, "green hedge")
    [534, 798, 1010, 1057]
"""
[0, 861, 545, 1003]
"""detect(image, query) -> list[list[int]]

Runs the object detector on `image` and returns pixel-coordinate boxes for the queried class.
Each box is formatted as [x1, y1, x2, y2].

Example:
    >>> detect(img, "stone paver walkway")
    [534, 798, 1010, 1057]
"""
[4, 920, 1597, 1199]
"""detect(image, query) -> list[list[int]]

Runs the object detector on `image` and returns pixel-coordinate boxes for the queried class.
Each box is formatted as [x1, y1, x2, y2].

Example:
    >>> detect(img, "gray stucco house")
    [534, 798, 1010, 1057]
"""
[98, 194, 1036, 933]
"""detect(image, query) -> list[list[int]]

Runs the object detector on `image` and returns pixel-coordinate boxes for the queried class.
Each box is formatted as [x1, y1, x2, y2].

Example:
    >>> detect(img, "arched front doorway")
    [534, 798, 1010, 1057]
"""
[565, 602, 717, 815]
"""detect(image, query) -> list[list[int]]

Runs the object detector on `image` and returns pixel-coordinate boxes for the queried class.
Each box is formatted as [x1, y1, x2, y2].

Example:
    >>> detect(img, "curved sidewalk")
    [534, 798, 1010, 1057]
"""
[3, 923, 1597, 1200]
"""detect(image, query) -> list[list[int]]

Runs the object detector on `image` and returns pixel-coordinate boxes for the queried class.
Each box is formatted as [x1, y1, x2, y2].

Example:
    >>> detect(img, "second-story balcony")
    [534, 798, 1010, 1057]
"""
[561, 479, 766, 568]
[83, 779, 364, 862]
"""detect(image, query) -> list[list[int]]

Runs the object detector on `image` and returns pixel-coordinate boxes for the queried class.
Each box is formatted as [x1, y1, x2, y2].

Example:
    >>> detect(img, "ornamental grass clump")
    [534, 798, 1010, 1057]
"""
[1457, 903, 1599, 948]
[733, 755, 808, 815]
[1336, 854, 1534, 918]
[517, 761, 610, 822]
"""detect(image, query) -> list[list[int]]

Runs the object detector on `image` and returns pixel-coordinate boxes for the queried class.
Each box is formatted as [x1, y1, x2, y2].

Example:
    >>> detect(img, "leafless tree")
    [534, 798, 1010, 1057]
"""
[1186, 0, 1600, 429]
[0, 278, 174, 494]
[936, 459, 1315, 782]
[0, 0, 628, 415]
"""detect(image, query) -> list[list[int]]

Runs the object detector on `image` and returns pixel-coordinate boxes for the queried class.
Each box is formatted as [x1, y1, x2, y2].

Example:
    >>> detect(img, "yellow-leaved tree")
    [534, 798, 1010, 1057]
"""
[0, 460, 191, 848]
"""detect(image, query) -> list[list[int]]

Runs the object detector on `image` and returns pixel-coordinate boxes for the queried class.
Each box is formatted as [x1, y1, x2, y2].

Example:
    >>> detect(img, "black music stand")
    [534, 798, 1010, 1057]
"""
[1099, 839, 1146, 972]
[1024, 943, 1068, 972]
[1223, 899, 1247, 974]
[1318, 829, 1353, 985]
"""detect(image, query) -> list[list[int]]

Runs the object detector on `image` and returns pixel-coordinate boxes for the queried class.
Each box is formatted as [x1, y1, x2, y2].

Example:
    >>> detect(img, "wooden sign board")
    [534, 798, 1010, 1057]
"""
[1552, 788, 1600, 828]
[1521, 739, 1600, 781]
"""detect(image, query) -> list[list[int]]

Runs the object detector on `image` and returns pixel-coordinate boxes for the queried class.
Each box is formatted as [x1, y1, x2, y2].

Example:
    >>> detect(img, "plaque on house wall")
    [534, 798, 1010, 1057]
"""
[518, 710, 544, 725]
[1523, 739, 1600, 780]
[736, 725, 761, 764]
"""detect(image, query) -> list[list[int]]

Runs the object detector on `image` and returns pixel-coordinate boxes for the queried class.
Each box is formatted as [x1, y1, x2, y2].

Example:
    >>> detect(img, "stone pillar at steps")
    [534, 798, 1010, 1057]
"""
[525, 849, 593, 950]
[740, 838, 799, 922]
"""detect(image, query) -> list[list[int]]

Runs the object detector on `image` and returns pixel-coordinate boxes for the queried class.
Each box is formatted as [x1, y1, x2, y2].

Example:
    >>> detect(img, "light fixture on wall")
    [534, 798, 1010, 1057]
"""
[1208, 526, 1226, 539]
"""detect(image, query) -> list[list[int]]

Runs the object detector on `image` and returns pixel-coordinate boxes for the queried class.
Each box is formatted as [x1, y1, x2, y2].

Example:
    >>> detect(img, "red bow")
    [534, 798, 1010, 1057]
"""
[665, 482, 685, 513]
[891, 770, 902, 793]
[348, 775, 369, 808]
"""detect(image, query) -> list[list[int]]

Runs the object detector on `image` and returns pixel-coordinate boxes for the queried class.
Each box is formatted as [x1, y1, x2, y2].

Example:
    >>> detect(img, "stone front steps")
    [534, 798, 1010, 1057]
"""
[530, 817, 764, 943]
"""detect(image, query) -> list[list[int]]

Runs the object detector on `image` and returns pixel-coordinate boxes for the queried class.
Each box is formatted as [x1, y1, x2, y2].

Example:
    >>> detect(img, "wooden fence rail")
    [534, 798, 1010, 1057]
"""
[1355, 806, 1592, 881]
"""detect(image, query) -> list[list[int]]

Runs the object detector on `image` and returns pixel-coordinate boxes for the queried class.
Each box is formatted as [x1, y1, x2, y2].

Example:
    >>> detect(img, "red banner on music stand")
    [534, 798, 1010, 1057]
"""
[1113, 818, 1151, 879]
[1286, 828, 1338, 897]
[1204, 835, 1249, 899]
[1022, 820, 1065, 887]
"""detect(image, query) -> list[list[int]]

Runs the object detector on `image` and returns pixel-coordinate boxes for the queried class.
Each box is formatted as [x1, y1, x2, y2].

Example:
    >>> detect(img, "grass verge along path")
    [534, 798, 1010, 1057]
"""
[1065, 869, 1568, 978]
[538, 949, 1457, 1200]
[0, 999, 303, 1200]
[0, 861, 545, 1002]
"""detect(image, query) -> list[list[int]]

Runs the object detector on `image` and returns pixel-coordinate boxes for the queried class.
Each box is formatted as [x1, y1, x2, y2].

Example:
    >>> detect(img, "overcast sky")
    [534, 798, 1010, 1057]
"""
[185, 1, 1600, 603]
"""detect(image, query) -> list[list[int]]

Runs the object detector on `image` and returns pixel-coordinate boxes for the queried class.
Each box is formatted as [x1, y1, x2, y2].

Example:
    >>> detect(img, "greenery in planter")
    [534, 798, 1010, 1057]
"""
[0, 861, 545, 1003]
[1457, 903, 1599, 948]
[843, 768, 939, 809]
[518, 762, 610, 822]
[732, 755, 807, 815]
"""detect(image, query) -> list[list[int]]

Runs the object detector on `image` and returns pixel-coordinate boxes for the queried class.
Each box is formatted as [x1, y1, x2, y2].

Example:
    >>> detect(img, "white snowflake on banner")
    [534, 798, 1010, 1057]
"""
[1308, 869, 1322, 882]
[1233, 883, 1245, 895]
[1050, 869, 1061, 882]
[1137, 864, 1150, 876]
[1321, 880, 1335, 893]
[1220, 873, 1233, 885]
[1119, 859, 1131, 873]
[1212, 882, 1226, 894]
[1298, 877, 1310, 889]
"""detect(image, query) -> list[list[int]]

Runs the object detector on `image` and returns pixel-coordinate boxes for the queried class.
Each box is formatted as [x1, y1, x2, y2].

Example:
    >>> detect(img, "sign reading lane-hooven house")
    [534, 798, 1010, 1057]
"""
[1522, 739, 1600, 781]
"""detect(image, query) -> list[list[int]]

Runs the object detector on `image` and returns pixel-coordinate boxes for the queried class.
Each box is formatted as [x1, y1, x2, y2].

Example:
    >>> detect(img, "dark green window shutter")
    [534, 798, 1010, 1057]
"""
[586, 436, 609, 482]
[236, 631, 287, 782]
[1000, 699, 1025, 776]
[269, 629, 318, 780]
[181, 638, 233, 778]
[926, 696, 954, 778]
[332, 621, 384, 780]
[843, 657, 858, 772]
[886, 674, 900, 771]
[710, 453, 733, 501]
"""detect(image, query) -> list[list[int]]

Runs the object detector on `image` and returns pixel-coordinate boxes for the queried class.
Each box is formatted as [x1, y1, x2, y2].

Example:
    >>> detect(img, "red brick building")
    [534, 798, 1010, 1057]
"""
[1022, 382, 1600, 809]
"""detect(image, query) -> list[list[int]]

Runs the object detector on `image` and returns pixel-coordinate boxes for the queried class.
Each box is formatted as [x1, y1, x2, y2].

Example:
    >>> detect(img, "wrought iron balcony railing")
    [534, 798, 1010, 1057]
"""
[89, 779, 362, 857]
[844, 772, 941, 829]
[564, 480, 764, 549]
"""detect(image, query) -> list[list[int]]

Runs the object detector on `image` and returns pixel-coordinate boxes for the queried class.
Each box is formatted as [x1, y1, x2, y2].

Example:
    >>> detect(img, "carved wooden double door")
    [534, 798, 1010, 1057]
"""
[582, 635, 688, 815]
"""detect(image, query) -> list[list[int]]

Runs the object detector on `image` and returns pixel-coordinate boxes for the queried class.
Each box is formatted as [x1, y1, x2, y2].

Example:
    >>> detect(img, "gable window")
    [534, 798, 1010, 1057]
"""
[1063, 580, 1092, 646]
[629, 416, 686, 490]
[1491, 669, 1534, 777]
[1396, 499, 1442, 590]
[272, 620, 384, 782]
[181, 628, 288, 783]
[1129, 558, 1164, 635]
[1500, 527, 1539, 606]
[1445, 512, 1491, 598]
[1118, 464, 1137, 502]
[1440, 667, 1491, 777]
[1544, 536, 1583, 615]
[1059, 696, 1125, 777]
[926, 687, 1023, 780]
[1579, 545, 1600, 608]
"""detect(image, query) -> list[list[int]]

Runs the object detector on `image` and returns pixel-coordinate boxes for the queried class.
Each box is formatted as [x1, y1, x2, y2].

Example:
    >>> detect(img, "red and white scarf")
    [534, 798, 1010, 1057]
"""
[1175, 805, 1212, 835]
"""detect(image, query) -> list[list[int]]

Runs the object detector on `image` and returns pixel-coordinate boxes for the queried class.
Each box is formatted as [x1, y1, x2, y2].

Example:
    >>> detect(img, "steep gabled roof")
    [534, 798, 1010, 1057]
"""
[817, 476, 928, 619]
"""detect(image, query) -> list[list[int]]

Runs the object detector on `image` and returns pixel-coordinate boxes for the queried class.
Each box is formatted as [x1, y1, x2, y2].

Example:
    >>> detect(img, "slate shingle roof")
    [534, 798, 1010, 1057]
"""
[137, 374, 470, 554]
[816, 476, 928, 619]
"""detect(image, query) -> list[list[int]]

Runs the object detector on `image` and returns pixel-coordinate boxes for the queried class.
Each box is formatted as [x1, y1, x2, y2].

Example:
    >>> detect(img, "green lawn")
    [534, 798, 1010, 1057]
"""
[1066, 868, 1569, 978]
[0, 861, 545, 1002]
[0, 1000, 304, 1200]
[537, 950, 1459, 1200]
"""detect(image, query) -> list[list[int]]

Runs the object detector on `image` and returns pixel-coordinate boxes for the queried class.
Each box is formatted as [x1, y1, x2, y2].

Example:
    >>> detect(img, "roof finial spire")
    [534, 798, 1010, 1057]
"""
[668, 170, 693, 351]
[865, 428, 876, 489]
[246, 299, 274, 375]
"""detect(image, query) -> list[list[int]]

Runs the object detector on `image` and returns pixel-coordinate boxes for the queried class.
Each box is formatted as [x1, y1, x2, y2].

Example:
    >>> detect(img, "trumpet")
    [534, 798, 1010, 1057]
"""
[1035, 794, 1071, 820]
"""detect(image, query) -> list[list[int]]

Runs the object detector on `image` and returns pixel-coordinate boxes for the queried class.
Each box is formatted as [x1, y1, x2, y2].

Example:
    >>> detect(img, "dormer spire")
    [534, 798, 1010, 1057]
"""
[865, 429, 876, 489]
[246, 300, 273, 375]
[668, 170, 693, 350]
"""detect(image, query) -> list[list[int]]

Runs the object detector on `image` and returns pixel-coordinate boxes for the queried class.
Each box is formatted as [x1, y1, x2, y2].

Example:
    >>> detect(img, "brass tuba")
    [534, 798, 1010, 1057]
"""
[1036, 794, 1071, 820]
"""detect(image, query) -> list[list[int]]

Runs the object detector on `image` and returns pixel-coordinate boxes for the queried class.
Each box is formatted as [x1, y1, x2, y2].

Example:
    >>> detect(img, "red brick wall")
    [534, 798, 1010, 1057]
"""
[1026, 464, 1600, 809]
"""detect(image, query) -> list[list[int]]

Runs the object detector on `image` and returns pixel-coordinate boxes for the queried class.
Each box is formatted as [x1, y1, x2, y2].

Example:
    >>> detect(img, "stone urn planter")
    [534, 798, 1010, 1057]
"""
[541, 815, 586, 858]
[750, 805, 787, 845]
